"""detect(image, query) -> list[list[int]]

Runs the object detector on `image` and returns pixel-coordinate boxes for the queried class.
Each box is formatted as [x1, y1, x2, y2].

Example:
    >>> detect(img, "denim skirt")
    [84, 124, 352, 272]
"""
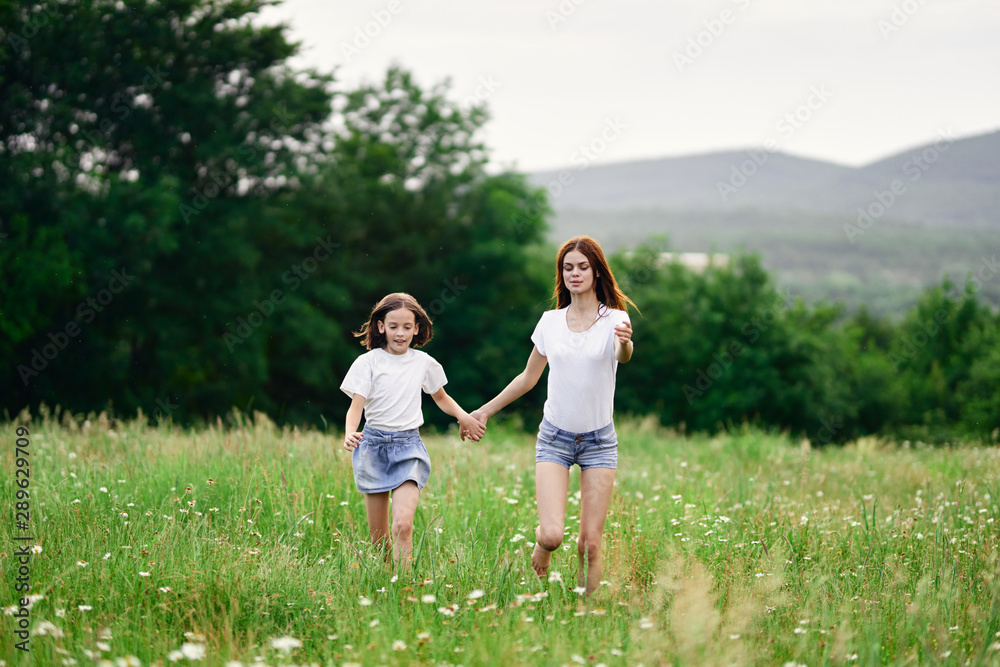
[352, 425, 431, 494]
[535, 418, 618, 470]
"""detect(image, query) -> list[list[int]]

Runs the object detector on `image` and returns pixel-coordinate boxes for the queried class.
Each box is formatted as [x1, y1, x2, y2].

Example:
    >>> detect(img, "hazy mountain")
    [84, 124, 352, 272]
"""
[530, 131, 1000, 316]
[531, 130, 1000, 226]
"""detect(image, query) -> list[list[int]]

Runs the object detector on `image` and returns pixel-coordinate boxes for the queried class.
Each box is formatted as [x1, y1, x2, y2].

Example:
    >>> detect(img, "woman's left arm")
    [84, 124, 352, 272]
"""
[614, 320, 633, 363]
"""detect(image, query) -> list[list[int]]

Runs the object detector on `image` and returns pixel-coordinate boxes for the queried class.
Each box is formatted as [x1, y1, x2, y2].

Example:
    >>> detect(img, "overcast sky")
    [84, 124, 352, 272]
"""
[258, 0, 1000, 173]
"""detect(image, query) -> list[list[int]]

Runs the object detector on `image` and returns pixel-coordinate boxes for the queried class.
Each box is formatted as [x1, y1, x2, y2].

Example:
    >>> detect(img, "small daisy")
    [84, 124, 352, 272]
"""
[270, 636, 302, 652]
[179, 643, 205, 660]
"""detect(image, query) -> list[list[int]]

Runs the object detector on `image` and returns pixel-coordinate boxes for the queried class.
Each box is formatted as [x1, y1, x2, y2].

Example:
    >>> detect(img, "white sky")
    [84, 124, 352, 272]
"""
[258, 0, 1000, 172]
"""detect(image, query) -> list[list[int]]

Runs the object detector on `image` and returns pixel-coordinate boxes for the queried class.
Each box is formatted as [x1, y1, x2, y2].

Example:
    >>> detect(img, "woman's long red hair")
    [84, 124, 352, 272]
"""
[552, 236, 638, 313]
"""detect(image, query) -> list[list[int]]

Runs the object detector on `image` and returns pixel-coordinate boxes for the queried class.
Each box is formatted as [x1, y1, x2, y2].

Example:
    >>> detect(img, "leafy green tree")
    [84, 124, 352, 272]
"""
[0, 0, 552, 427]
[611, 243, 856, 441]
[956, 325, 1000, 442]
[308, 67, 551, 428]
[1, 0, 330, 419]
[887, 279, 995, 440]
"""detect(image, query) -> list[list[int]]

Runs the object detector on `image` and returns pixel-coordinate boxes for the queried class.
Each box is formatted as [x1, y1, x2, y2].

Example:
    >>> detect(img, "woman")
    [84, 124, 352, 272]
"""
[469, 236, 636, 595]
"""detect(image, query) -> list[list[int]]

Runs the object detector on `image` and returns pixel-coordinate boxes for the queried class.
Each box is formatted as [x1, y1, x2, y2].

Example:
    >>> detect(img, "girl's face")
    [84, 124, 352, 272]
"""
[378, 307, 418, 355]
[562, 250, 596, 295]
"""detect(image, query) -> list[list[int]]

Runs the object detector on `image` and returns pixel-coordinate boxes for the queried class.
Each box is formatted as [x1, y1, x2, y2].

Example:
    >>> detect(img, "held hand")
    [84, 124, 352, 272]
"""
[614, 321, 633, 345]
[470, 409, 489, 428]
[459, 411, 487, 442]
[343, 431, 363, 452]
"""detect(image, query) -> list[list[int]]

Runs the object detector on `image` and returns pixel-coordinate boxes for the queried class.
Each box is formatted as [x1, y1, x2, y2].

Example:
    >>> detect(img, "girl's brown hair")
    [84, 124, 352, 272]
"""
[354, 293, 433, 350]
[553, 236, 638, 313]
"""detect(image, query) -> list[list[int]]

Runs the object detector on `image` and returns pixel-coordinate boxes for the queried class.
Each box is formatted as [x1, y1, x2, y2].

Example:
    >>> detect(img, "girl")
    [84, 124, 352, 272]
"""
[342, 292, 485, 567]
[467, 236, 636, 595]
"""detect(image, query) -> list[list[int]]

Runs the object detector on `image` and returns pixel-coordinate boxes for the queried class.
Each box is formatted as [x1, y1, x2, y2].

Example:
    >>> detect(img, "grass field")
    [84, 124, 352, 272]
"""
[2, 408, 999, 666]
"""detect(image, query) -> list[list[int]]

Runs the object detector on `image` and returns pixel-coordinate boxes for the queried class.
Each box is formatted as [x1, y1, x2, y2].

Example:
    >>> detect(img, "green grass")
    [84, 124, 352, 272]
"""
[2, 408, 1000, 665]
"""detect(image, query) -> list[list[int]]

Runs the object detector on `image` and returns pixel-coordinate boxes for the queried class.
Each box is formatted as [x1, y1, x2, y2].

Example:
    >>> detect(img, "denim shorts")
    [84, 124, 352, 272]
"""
[352, 425, 431, 494]
[535, 418, 618, 470]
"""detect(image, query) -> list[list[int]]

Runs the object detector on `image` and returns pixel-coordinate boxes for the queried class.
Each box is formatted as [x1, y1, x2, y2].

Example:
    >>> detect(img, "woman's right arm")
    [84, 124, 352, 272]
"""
[474, 346, 548, 422]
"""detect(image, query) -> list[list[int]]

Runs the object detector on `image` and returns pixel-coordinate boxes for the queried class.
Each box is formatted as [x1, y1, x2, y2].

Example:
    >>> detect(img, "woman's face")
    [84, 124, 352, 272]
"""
[562, 250, 595, 295]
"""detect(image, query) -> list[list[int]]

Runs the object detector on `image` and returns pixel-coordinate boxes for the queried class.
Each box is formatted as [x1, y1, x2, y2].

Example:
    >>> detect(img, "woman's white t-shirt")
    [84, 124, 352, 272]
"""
[531, 306, 630, 434]
[340, 348, 447, 432]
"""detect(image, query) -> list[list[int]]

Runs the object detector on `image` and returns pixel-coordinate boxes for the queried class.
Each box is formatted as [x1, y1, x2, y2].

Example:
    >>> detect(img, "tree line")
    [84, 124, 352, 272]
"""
[2, 0, 997, 442]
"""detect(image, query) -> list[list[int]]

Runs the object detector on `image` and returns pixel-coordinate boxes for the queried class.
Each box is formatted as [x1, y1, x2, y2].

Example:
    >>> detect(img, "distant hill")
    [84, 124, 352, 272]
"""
[529, 131, 1000, 316]
[531, 130, 1000, 227]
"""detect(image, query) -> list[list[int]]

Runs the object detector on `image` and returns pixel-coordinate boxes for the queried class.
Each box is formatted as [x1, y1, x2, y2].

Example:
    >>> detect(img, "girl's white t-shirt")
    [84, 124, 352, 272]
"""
[340, 348, 447, 432]
[531, 306, 630, 434]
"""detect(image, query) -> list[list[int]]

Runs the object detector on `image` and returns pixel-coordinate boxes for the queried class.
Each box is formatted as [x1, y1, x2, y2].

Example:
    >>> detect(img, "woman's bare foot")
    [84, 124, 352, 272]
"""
[531, 542, 553, 579]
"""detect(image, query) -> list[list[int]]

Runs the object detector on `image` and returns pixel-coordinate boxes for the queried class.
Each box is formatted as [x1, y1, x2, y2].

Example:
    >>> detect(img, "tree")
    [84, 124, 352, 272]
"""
[0, 1, 552, 426]
[1, 0, 331, 419]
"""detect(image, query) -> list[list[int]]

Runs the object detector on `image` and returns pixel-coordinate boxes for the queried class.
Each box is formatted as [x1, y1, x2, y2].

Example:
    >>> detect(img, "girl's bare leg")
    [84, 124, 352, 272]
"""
[532, 462, 570, 579]
[390, 481, 420, 568]
[577, 467, 616, 595]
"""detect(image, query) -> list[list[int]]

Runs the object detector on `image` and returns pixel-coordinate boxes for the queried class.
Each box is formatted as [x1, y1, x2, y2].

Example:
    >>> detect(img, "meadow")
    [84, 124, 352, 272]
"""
[2, 408, 999, 666]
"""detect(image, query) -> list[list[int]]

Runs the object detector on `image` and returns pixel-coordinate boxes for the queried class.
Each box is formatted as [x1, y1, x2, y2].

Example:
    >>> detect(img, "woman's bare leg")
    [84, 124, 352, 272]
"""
[532, 462, 570, 579]
[577, 467, 616, 595]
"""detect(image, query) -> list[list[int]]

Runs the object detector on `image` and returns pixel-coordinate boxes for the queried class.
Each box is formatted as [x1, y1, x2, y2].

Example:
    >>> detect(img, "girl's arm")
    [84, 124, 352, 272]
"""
[343, 393, 366, 451]
[431, 388, 486, 441]
[474, 346, 548, 423]
[614, 320, 634, 363]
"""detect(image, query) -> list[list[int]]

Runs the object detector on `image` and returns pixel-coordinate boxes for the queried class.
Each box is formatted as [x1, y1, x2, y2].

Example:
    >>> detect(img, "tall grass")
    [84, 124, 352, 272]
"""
[2, 408, 999, 665]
